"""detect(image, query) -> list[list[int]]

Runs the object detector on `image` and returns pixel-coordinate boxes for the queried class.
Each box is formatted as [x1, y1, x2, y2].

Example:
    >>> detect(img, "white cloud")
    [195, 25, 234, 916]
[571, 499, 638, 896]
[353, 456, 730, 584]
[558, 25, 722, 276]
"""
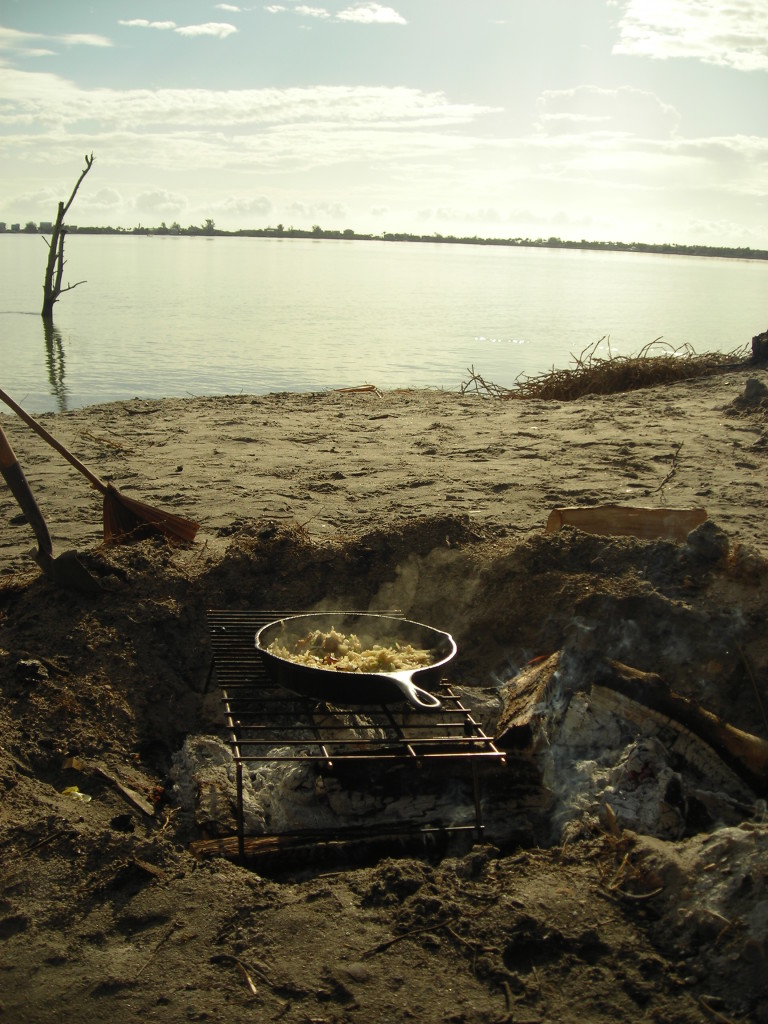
[537, 86, 680, 139]
[58, 33, 113, 48]
[4, 186, 58, 210]
[174, 23, 238, 38]
[0, 48, 764, 243]
[0, 70, 495, 131]
[518, 131, 768, 204]
[287, 199, 348, 221]
[0, 25, 112, 55]
[216, 4, 242, 10]
[336, 4, 406, 25]
[86, 187, 122, 209]
[1, 182, 119, 220]
[134, 188, 187, 214]
[118, 20, 176, 31]
[118, 20, 237, 39]
[262, 2, 406, 24]
[0, 43, 55, 58]
[0, 26, 36, 49]
[296, 5, 331, 17]
[210, 195, 273, 218]
[613, 0, 768, 72]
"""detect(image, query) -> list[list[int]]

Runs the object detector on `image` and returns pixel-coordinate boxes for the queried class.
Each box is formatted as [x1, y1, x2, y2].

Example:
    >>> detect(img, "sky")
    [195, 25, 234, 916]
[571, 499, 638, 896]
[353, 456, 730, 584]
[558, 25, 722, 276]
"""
[0, 0, 766, 246]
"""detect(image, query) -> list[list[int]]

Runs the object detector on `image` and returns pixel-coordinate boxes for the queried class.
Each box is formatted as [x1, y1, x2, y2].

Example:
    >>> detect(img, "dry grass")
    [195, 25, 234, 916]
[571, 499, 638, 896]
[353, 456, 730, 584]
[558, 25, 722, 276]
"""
[461, 337, 750, 401]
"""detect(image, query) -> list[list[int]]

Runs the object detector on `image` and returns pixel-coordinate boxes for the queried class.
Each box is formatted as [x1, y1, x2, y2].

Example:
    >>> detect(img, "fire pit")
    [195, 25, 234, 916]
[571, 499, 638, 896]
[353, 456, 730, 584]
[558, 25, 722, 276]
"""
[205, 609, 506, 861]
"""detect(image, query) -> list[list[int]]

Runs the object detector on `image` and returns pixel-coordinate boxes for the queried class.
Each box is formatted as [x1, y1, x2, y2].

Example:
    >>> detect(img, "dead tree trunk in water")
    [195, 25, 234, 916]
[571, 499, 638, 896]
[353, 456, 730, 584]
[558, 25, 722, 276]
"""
[41, 153, 94, 321]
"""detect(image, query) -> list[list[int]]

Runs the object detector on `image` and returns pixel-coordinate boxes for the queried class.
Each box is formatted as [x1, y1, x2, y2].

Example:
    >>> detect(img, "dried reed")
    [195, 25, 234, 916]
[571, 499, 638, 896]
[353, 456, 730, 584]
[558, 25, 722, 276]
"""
[461, 337, 750, 401]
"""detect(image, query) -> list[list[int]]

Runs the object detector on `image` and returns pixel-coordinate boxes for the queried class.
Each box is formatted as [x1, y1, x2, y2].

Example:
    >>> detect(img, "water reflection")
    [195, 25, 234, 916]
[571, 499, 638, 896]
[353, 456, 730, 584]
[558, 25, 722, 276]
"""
[42, 320, 68, 411]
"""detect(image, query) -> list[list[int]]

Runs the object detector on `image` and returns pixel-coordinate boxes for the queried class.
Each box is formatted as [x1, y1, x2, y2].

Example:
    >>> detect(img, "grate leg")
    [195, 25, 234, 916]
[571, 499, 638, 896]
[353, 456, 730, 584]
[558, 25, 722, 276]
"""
[471, 762, 484, 839]
[236, 762, 245, 862]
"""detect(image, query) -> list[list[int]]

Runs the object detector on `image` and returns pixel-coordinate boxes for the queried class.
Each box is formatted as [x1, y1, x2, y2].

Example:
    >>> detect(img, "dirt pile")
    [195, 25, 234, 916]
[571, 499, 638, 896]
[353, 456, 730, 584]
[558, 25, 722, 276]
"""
[1, 514, 767, 1022]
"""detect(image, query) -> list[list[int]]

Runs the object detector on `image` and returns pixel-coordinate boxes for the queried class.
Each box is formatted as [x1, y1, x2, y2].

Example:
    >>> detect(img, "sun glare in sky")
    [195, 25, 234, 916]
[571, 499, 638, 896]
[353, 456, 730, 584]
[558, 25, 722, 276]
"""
[0, 1, 766, 245]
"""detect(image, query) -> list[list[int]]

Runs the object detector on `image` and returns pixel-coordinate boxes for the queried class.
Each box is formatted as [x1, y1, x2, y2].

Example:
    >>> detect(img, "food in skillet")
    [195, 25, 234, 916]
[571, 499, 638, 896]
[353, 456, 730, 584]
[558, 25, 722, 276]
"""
[267, 627, 433, 673]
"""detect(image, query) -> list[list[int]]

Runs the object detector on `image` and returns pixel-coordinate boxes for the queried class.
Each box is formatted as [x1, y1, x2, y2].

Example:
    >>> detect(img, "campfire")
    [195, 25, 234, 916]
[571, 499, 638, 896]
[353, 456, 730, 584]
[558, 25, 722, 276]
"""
[170, 530, 767, 868]
[172, 609, 506, 864]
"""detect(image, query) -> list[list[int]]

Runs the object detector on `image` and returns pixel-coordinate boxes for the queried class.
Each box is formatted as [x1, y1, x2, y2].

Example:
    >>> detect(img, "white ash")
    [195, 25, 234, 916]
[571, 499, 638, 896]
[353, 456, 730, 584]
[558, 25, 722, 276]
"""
[170, 733, 478, 837]
[532, 676, 759, 844]
[170, 735, 265, 835]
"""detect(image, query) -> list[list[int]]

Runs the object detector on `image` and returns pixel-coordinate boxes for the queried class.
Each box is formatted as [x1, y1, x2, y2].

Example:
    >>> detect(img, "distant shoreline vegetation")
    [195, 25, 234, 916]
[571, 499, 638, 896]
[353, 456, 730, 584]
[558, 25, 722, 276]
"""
[5, 219, 767, 261]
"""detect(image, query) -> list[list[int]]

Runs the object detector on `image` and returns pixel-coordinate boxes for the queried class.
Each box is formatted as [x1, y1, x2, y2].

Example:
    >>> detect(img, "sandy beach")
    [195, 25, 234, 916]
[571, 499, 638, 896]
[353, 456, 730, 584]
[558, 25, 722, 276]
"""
[1, 366, 767, 1024]
[2, 366, 767, 570]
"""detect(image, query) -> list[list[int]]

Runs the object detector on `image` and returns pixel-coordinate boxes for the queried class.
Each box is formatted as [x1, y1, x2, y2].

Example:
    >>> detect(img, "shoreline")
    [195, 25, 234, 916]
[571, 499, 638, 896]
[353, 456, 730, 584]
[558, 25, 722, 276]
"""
[2, 367, 767, 575]
[5, 225, 767, 262]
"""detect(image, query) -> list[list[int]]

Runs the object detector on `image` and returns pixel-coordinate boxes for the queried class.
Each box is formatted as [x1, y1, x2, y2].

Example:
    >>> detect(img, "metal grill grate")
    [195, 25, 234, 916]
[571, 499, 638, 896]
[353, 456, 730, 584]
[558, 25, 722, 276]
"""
[207, 609, 506, 860]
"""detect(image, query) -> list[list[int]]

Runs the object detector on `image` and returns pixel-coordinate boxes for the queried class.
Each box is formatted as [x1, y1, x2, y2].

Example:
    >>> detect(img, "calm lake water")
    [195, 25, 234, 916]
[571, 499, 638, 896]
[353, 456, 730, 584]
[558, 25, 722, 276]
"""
[1, 234, 765, 413]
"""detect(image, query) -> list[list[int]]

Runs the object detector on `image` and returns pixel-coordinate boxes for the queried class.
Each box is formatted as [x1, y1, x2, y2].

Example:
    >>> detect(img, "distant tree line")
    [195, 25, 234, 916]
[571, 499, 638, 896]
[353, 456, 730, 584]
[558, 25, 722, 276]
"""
[9, 218, 768, 261]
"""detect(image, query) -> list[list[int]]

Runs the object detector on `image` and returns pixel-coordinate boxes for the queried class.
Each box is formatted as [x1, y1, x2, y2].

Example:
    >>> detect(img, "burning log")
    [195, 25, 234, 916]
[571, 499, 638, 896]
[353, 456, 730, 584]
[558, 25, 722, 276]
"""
[593, 660, 768, 793]
[496, 654, 767, 792]
[494, 652, 562, 754]
[495, 651, 763, 842]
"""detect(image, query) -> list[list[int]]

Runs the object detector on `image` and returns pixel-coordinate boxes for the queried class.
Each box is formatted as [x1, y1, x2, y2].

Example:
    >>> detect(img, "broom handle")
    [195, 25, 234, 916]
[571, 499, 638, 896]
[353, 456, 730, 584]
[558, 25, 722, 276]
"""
[0, 388, 107, 495]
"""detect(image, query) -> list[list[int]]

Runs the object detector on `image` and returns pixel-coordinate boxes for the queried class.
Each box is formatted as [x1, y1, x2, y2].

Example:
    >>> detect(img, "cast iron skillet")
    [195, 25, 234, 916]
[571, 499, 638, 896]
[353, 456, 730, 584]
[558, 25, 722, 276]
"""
[255, 612, 456, 710]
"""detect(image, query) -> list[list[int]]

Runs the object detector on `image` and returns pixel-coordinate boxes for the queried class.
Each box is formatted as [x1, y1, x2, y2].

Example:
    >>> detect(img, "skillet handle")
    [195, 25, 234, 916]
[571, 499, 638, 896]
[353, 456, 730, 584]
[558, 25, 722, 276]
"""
[388, 671, 442, 710]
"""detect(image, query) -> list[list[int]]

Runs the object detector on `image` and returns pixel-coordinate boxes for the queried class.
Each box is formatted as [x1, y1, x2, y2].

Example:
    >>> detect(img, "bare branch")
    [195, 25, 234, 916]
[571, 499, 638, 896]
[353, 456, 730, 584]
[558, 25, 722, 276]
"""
[57, 280, 87, 296]
[61, 153, 95, 218]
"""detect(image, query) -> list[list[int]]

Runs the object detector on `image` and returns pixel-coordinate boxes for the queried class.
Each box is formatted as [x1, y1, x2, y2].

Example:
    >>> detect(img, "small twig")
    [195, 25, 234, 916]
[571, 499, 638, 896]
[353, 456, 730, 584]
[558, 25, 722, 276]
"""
[653, 441, 683, 493]
[698, 996, 738, 1023]
[210, 954, 286, 1006]
[334, 384, 381, 395]
[136, 920, 179, 976]
[611, 886, 664, 901]
[607, 851, 631, 889]
[56, 279, 87, 295]
[24, 830, 70, 855]
[362, 919, 452, 958]
[210, 954, 258, 996]
[81, 429, 132, 452]
[501, 979, 514, 1011]
[530, 963, 546, 1013]
[444, 924, 497, 956]
[234, 960, 258, 996]
[159, 806, 180, 833]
